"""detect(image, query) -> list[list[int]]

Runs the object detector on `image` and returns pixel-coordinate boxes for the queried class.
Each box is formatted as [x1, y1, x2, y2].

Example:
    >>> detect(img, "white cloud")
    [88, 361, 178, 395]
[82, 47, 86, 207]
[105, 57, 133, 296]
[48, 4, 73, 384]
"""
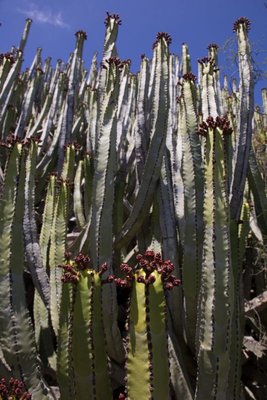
[18, 2, 68, 28]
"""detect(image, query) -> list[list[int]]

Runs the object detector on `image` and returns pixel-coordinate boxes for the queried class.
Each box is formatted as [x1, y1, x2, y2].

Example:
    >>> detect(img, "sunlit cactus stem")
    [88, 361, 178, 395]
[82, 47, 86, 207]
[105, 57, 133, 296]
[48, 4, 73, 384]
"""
[112, 251, 181, 400]
[195, 116, 235, 399]
[230, 17, 254, 221]
[57, 255, 112, 400]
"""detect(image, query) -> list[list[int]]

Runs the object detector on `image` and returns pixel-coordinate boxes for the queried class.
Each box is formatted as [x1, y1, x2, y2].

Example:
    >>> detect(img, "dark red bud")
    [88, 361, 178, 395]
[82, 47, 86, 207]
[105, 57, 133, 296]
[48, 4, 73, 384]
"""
[147, 275, 156, 284]
[120, 263, 132, 274]
[164, 282, 174, 290]
[137, 276, 146, 284]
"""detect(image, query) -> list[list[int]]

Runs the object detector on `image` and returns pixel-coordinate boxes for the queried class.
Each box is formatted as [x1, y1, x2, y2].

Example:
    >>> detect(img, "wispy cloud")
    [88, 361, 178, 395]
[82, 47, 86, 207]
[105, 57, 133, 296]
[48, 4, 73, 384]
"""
[18, 2, 68, 28]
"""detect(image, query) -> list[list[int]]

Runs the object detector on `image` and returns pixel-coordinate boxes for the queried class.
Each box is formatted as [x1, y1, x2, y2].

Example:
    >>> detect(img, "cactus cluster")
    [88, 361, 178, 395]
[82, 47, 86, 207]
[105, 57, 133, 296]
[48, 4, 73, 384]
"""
[0, 12, 266, 400]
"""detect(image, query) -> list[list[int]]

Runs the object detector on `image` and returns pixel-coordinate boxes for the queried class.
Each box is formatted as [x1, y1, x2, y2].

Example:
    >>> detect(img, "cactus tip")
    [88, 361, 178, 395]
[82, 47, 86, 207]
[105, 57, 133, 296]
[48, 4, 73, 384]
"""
[105, 11, 122, 26]
[75, 30, 87, 40]
[182, 72, 197, 83]
[207, 43, 219, 50]
[233, 17, 251, 32]
[153, 32, 172, 48]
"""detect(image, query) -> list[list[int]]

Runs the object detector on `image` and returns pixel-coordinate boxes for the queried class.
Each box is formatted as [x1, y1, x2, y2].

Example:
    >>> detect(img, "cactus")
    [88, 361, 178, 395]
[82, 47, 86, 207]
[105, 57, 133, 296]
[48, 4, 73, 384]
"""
[114, 251, 181, 400]
[0, 12, 266, 400]
[194, 116, 235, 399]
[57, 255, 112, 400]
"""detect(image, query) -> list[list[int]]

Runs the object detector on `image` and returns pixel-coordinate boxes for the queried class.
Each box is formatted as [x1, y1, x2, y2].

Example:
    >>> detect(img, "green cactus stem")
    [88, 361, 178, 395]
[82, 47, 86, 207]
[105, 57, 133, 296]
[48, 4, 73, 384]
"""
[230, 17, 254, 221]
[178, 72, 203, 351]
[0, 140, 51, 398]
[57, 255, 112, 400]
[195, 116, 235, 399]
[115, 33, 170, 249]
[112, 251, 181, 400]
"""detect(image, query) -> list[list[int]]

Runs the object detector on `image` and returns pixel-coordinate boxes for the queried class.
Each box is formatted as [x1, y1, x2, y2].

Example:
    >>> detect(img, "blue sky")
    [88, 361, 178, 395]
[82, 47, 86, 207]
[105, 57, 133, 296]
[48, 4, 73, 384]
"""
[0, 0, 266, 103]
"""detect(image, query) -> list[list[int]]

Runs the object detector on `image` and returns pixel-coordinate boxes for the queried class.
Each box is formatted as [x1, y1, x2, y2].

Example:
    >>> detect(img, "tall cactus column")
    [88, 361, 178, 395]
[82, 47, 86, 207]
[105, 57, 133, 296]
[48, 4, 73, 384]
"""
[195, 116, 235, 400]
[111, 251, 181, 400]
[57, 255, 112, 400]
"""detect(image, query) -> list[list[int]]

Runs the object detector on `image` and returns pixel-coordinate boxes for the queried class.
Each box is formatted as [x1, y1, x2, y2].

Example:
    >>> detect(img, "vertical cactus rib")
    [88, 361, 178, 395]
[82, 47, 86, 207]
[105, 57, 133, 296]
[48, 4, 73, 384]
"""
[34, 174, 57, 370]
[15, 69, 44, 139]
[23, 140, 50, 307]
[57, 281, 76, 400]
[85, 87, 98, 154]
[0, 142, 22, 371]
[248, 147, 267, 235]
[179, 74, 203, 351]
[39, 175, 57, 265]
[230, 18, 254, 221]
[49, 181, 69, 335]
[73, 159, 86, 229]
[135, 56, 150, 183]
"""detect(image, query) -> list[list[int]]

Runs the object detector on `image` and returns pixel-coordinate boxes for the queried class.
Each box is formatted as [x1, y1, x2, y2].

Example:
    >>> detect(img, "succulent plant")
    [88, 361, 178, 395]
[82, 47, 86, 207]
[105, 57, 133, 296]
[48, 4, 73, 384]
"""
[0, 12, 266, 400]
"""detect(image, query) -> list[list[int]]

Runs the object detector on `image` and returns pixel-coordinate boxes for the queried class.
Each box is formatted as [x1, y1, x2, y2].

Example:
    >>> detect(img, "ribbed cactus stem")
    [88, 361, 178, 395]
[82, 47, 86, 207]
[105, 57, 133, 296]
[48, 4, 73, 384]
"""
[113, 251, 180, 400]
[0, 51, 23, 111]
[179, 74, 203, 351]
[0, 140, 51, 398]
[49, 179, 69, 335]
[19, 18, 32, 52]
[230, 17, 254, 221]
[57, 256, 112, 400]
[115, 33, 170, 249]
[195, 116, 235, 399]
[23, 139, 50, 307]
[181, 43, 191, 75]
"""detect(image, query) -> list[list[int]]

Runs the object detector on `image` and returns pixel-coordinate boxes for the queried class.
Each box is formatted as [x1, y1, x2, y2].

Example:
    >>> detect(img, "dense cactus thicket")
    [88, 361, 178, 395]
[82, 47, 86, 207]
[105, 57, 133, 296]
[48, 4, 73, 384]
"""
[0, 13, 266, 400]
